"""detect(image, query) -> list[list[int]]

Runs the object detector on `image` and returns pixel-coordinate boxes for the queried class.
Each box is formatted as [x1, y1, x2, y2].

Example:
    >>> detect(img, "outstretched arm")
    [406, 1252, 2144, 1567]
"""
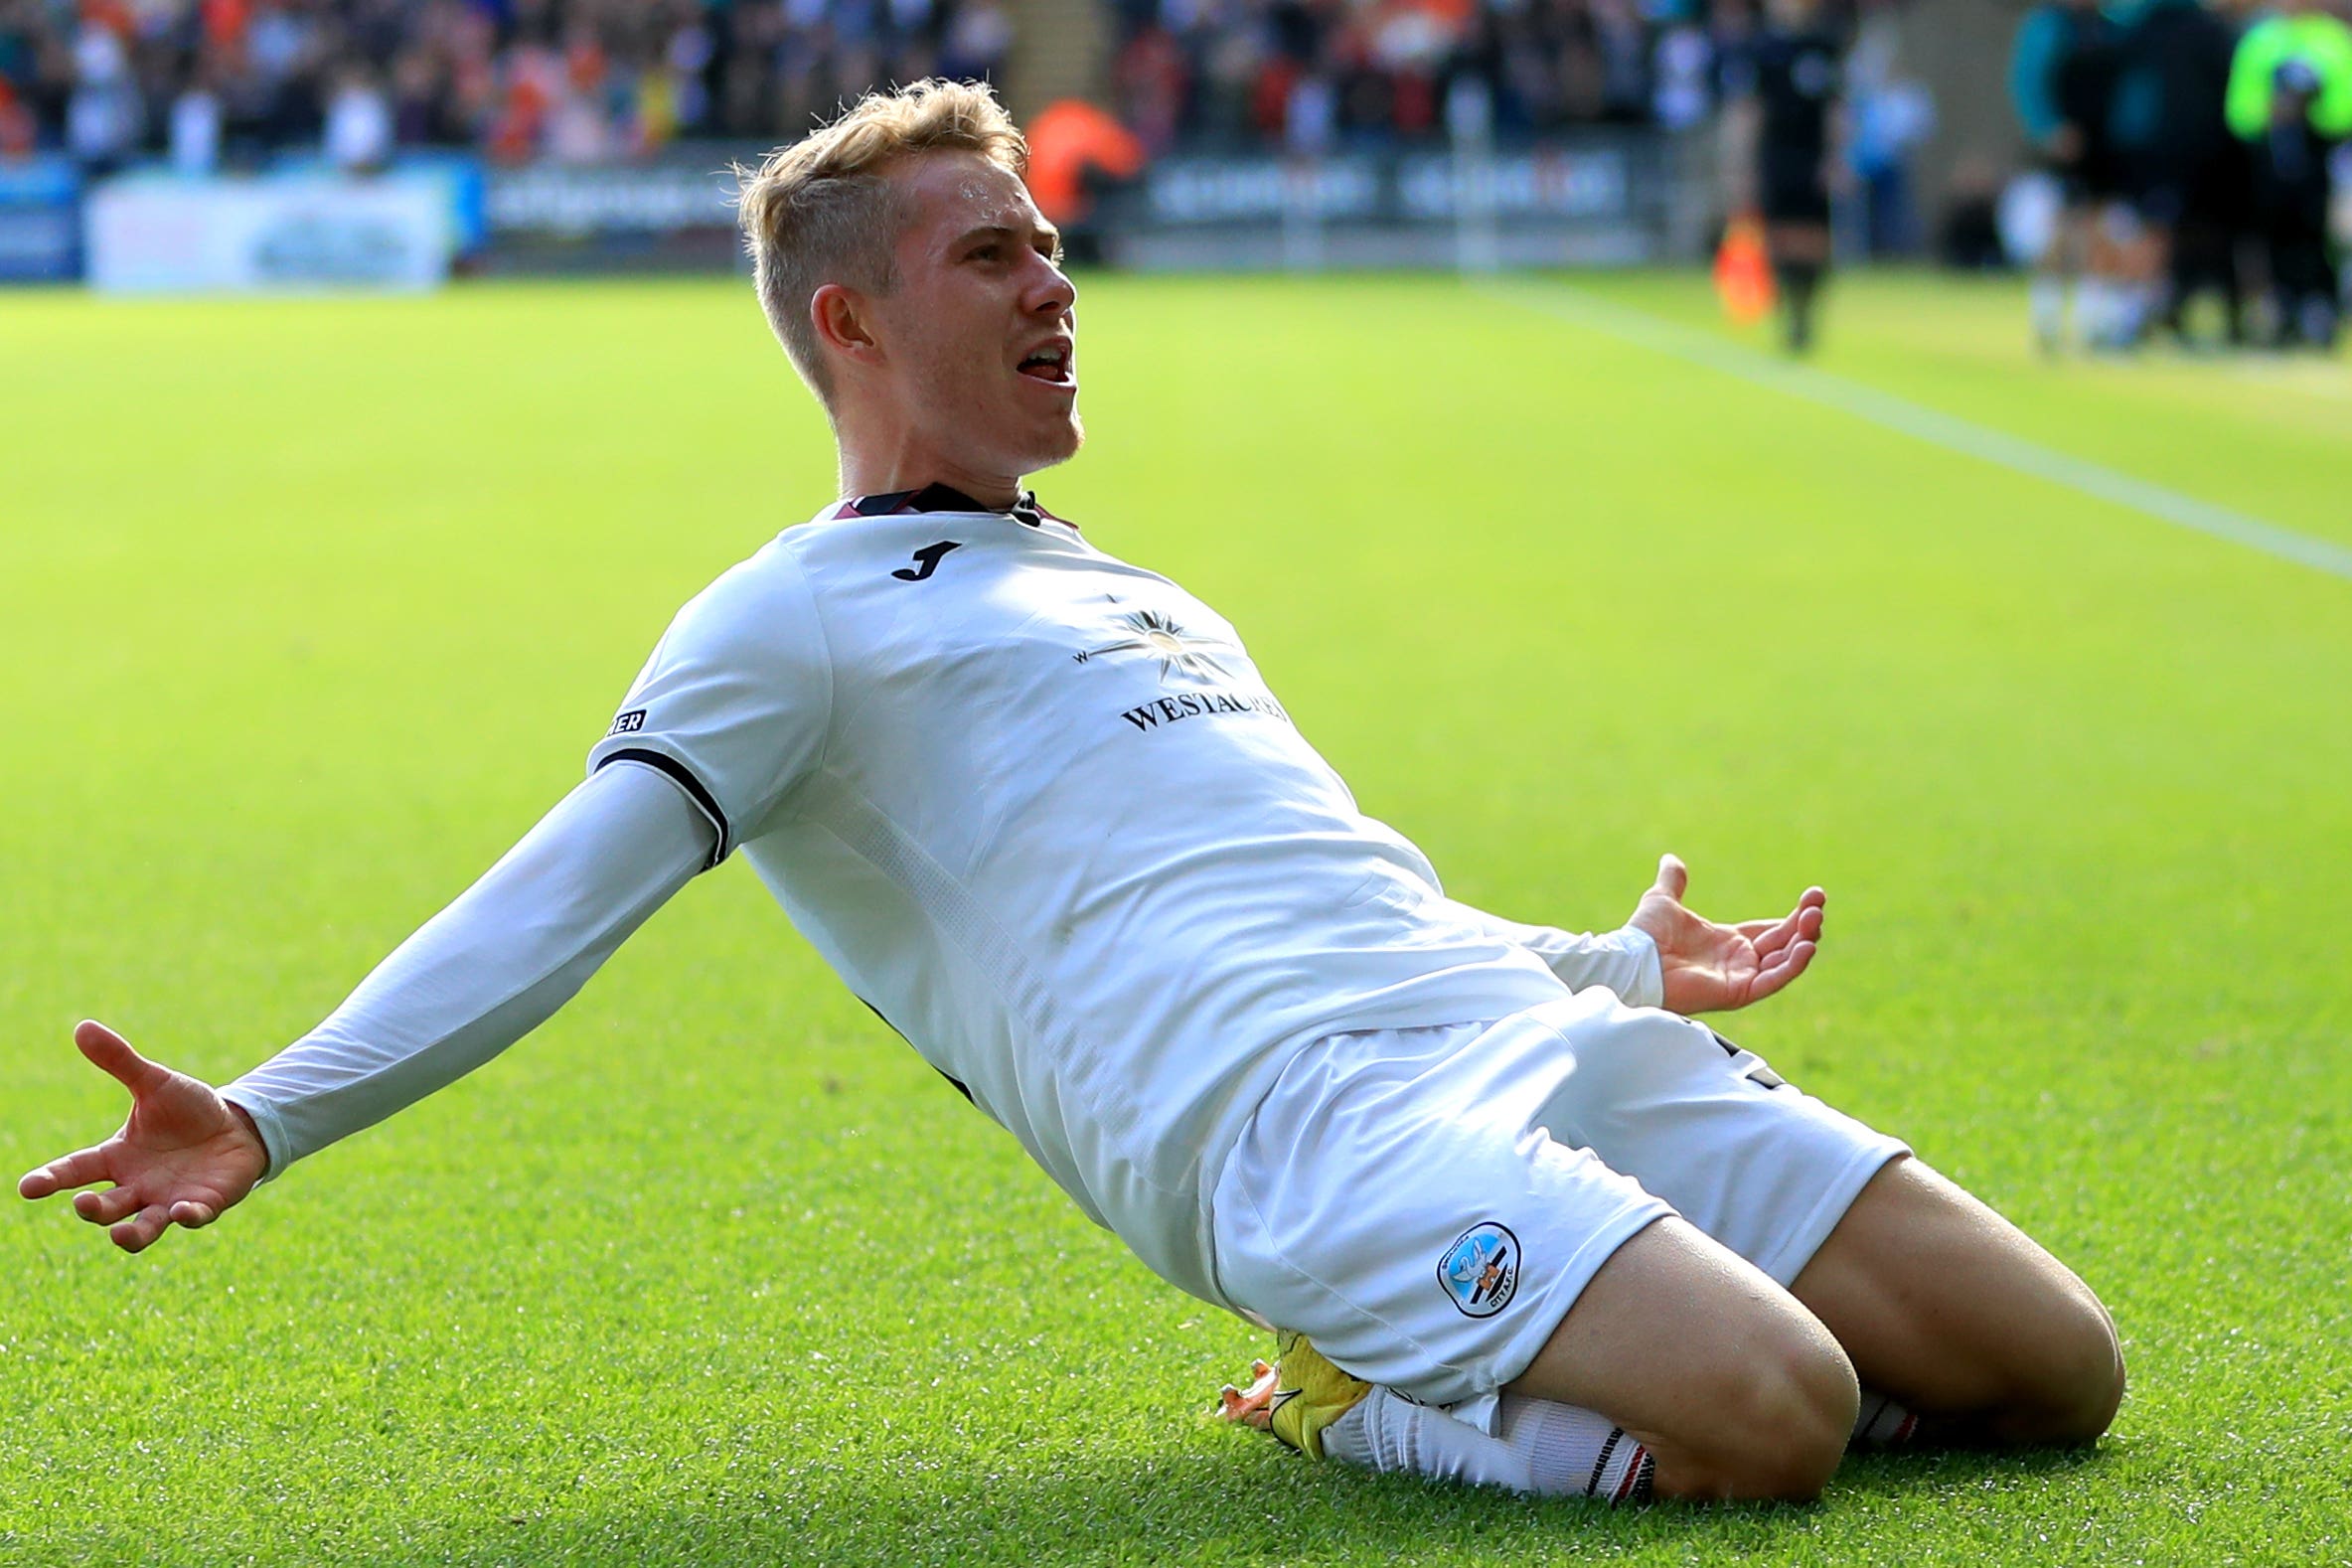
[19, 759, 713, 1252]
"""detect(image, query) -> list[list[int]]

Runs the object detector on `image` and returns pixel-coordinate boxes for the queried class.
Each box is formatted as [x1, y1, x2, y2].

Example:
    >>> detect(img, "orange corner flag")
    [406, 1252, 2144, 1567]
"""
[1714, 219, 1776, 326]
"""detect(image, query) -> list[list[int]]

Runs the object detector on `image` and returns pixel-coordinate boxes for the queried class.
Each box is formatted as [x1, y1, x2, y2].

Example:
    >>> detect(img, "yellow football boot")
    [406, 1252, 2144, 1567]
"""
[1210, 1331, 1372, 1460]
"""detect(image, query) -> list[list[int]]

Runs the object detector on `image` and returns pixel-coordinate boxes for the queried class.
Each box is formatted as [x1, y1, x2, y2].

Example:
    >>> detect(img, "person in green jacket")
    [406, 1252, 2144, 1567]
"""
[2227, 2, 2352, 139]
[2230, 3, 2351, 346]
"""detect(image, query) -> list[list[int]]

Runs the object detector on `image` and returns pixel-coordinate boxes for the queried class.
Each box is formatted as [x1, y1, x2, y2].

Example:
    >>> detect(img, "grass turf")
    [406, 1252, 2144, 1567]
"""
[2, 270, 2347, 1565]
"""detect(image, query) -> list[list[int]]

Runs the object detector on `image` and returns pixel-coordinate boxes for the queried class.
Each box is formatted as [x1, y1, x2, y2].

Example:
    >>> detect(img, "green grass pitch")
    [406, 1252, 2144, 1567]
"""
[3, 270, 2348, 1565]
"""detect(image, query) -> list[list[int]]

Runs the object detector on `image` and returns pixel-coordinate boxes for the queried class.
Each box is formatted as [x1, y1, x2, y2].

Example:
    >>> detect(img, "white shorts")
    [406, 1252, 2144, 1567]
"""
[1205, 990, 1908, 1409]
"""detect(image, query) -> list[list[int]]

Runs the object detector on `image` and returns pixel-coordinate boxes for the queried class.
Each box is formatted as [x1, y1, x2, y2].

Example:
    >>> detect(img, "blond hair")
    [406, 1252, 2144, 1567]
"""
[735, 79, 1028, 407]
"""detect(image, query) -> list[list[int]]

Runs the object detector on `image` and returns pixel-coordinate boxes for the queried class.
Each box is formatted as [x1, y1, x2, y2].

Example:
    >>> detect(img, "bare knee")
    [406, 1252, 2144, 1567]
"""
[1997, 1291, 2125, 1445]
[1506, 1218, 1858, 1502]
[1793, 1157, 2124, 1448]
[1656, 1324, 1858, 1502]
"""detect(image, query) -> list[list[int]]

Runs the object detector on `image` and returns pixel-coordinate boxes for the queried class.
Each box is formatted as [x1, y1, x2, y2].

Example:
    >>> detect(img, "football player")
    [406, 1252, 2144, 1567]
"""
[22, 80, 2123, 1505]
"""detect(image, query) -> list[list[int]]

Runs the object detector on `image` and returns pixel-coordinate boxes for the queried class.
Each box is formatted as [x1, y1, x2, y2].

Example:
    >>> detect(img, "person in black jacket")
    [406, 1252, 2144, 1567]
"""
[2107, 0, 2245, 348]
[2249, 59, 2341, 348]
[1723, 0, 1845, 354]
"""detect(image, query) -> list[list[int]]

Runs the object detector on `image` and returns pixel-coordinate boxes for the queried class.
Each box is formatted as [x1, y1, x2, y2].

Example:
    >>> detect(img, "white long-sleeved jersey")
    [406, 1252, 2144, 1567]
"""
[226, 490, 1659, 1310]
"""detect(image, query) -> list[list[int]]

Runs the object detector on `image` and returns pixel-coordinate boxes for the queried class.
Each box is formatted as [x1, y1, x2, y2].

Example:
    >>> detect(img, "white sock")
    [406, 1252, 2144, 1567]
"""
[2121, 282, 2158, 341]
[2031, 277, 2065, 344]
[1850, 1388, 1921, 1449]
[1322, 1388, 1654, 1502]
[2081, 279, 2116, 342]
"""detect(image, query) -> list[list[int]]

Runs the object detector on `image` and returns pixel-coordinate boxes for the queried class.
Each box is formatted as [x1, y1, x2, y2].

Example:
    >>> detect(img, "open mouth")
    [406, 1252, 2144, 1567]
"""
[1018, 343, 1073, 385]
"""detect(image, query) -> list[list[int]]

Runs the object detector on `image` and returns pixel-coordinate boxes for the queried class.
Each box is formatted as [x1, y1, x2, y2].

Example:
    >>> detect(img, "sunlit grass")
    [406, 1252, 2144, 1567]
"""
[2, 271, 2346, 1565]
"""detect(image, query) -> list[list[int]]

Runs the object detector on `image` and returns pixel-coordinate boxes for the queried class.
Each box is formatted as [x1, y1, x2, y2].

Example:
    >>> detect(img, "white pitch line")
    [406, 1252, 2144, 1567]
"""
[1486, 279, 2352, 585]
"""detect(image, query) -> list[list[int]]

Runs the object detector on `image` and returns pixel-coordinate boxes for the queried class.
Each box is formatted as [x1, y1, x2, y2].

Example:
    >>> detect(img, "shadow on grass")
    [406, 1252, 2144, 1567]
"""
[1833, 1440, 2114, 1491]
[12, 1439, 2124, 1567]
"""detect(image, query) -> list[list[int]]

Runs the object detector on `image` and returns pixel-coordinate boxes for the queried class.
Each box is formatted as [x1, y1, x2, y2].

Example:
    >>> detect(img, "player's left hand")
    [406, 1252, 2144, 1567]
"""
[1628, 854, 1823, 1016]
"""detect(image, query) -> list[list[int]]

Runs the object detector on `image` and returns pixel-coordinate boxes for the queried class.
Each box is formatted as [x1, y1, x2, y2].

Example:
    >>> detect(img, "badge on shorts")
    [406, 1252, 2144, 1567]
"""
[1438, 1221, 1520, 1319]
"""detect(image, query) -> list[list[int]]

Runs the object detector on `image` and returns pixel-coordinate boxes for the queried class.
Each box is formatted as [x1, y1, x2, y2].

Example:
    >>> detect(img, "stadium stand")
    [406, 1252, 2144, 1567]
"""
[0, 0, 1016, 169]
[0, 0, 1888, 167]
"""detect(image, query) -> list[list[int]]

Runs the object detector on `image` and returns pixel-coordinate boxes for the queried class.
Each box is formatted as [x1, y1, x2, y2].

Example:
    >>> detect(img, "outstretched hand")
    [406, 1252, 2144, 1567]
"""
[1628, 854, 1824, 1016]
[18, 1020, 267, 1253]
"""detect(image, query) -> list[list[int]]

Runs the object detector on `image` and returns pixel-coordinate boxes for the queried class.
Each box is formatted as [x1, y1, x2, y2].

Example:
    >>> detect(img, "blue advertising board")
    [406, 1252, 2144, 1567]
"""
[0, 155, 81, 282]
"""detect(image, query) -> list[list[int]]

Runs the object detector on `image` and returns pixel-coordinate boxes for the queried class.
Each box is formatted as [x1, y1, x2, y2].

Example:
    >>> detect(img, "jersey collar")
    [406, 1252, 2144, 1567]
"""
[835, 483, 1068, 530]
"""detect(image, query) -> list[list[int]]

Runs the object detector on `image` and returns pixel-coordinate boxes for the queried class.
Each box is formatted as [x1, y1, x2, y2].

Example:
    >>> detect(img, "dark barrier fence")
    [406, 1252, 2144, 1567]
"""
[4, 124, 1707, 287]
[469, 128, 1704, 276]
[1101, 131, 1699, 270]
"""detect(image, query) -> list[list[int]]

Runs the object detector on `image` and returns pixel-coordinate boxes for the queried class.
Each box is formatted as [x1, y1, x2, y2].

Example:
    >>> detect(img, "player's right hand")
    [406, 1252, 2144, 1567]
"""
[18, 1020, 268, 1254]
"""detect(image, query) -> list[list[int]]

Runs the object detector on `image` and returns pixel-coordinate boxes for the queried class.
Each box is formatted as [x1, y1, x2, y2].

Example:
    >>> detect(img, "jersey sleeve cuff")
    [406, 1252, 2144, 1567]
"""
[220, 1086, 291, 1184]
[1620, 926, 1664, 1011]
[591, 747, 731, 867]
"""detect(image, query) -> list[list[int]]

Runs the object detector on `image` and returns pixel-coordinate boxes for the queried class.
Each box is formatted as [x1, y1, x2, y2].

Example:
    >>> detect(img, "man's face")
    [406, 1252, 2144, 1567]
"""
[862, 151, 1081, 485]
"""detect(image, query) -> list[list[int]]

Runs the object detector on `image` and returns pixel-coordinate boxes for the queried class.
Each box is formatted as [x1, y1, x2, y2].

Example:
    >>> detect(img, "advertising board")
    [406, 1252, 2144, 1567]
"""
[0, 156, 82, 283]
[85, 171, 456, 293]
[480, 156, 747, 273]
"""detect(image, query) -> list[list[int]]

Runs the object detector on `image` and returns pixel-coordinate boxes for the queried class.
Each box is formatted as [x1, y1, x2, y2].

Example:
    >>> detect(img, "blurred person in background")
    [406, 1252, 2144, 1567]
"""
[1840, 5, 1932, 258]
[243, 0, 330, 152]
[2010, 0, 2127, 352]
[0, 0, 55, 156]
[2248, 61, 2342, 346]
[1651, 15, 1719, 132]
[1590, 0, 1654, 124]
[939, 0, 1014, 86]
[1284, 55, 1339, 156]
[0, 77, 34, 157]
[2227, 0, 2352, 347]
[2104, 0, 2243, 349]
[1024, 94, 1146, 264]
[1722, 0, 1845, 354]
[1937, 152, 2011, 270]
[1110, 16, 1187, 156]
[2225, 0, 2352, 135]
[65, 13, 140, 173]
[323, 58, 391, 173]
[543, 16, 615, 164]
[0, 1, 35, 104]
[168, 55, 223, 173]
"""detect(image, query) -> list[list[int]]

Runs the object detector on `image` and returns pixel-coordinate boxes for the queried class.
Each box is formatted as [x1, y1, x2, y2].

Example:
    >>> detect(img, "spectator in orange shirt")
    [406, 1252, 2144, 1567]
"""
[1024, 96, 1146, 265]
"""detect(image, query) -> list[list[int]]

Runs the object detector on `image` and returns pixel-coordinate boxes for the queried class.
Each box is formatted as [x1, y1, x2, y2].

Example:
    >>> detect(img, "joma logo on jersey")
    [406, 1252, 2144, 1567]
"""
[1438, 1222, 1520, 1319]
[892, 541, 962, 582]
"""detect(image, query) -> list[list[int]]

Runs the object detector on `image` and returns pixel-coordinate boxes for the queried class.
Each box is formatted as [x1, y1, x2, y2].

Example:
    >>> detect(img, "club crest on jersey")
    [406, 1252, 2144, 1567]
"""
[1438, 1222, 1520, 1318]
[1072, 609, 1236, 685]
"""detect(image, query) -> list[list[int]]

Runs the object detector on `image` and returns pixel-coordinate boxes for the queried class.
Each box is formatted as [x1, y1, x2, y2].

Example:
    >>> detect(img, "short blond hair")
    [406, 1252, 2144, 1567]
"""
[735, 79, 1028, 407]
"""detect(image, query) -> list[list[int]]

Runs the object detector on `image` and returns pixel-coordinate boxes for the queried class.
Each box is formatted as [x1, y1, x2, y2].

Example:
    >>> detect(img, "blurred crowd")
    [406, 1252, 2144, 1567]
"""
[0, 0, 1017, 169]
[0, 0, 1914, 172]
[1107, 0, 1892, 155]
